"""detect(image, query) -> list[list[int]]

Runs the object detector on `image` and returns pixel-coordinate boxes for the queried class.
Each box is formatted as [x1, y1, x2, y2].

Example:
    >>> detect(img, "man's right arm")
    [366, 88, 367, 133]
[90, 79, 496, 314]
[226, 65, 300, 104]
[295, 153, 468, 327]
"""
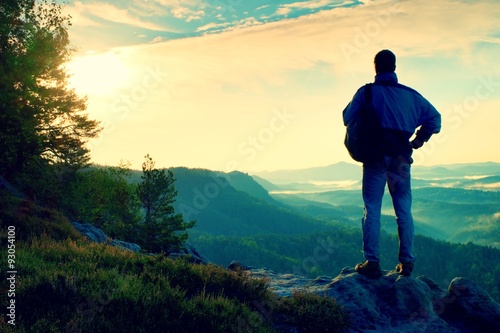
[343, 87, 365, 126]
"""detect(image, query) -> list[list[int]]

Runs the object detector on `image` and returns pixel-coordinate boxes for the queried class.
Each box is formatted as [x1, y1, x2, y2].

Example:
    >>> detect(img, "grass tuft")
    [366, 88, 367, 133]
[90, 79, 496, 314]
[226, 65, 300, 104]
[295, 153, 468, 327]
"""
[275, 290, 351, 333]
[0, 192, 351, 332]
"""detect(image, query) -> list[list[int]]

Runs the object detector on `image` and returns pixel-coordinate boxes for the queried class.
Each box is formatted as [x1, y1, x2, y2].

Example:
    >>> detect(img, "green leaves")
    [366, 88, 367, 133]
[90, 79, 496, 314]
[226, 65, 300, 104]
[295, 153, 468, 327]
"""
[136, 154, 196, 253]
[0, 0, 101, 179]
[67, 164, 141, 240]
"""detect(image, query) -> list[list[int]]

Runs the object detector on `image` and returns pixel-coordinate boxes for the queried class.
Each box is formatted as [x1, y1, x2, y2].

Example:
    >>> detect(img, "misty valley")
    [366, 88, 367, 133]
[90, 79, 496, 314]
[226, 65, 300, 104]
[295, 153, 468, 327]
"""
[169, 162, 500, 301]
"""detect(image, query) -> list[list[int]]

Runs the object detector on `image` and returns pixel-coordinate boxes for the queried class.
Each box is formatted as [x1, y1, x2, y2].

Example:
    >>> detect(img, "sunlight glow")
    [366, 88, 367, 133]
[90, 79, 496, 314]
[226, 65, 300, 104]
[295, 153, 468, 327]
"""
[67, 52, 131, 96]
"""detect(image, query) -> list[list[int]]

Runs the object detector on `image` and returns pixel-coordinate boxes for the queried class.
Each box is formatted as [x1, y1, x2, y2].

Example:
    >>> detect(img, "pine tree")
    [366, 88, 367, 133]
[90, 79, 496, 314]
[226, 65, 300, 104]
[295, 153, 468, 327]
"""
[136, 154, 195, 253]
[0, 0, 101, 180]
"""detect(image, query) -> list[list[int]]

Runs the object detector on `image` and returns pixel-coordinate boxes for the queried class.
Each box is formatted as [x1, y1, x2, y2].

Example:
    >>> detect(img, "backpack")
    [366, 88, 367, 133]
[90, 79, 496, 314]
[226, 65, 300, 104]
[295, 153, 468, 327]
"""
[344, 83, 383, 163]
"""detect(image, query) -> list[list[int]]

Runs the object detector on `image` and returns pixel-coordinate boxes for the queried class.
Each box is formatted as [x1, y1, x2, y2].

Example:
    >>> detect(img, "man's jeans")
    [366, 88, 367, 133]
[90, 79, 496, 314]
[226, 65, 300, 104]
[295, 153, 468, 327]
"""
[362, 155, 415, 264]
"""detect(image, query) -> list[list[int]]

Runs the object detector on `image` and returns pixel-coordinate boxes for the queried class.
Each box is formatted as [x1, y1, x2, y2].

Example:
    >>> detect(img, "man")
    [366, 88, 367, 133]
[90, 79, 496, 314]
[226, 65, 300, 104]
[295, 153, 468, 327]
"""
[343, 50, 441, 277]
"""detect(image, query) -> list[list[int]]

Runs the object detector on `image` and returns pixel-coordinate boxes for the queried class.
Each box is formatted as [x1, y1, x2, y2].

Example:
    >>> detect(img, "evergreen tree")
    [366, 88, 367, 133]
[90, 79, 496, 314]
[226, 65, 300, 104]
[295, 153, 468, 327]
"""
[136, 154, 195, 253]
[67, 162, 142, 241]
[0, 0, 100, 181]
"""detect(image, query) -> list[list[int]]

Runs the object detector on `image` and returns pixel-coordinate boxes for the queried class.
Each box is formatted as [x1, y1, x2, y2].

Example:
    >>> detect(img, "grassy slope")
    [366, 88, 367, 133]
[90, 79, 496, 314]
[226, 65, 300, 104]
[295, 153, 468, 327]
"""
[0, 191, 350, 333]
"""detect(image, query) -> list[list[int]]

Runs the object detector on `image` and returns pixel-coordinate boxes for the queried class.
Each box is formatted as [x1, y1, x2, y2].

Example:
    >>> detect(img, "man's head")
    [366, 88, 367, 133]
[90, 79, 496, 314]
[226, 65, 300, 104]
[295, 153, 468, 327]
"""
[374, 49, 396, 74]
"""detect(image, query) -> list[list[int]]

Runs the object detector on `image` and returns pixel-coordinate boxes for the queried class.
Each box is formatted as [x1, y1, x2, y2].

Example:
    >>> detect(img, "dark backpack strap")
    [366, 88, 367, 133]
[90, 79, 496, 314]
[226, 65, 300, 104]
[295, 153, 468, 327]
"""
[364, 83, 373, 103]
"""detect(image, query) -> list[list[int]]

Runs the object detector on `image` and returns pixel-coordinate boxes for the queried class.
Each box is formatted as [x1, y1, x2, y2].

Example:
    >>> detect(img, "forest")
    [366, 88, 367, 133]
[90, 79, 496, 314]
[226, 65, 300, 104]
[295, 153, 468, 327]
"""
[166, 167, 500, 301]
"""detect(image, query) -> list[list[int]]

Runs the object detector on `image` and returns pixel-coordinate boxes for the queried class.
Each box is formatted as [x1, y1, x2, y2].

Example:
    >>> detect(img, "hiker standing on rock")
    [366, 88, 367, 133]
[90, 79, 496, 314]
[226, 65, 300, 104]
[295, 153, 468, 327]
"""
[342, 49, 441, 277]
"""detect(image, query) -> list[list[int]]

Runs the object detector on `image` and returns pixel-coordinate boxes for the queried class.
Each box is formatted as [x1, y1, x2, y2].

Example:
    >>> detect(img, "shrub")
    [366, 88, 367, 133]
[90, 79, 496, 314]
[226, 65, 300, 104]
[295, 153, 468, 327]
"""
[10, 238, 276, 333]
[275, 290, 351, 333]
[0, 191, 81, 243]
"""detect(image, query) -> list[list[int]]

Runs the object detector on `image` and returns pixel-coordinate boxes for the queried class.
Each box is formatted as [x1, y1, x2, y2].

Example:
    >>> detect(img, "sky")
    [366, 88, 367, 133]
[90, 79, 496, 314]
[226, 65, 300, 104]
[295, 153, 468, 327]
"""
[63, 0, 500, 173]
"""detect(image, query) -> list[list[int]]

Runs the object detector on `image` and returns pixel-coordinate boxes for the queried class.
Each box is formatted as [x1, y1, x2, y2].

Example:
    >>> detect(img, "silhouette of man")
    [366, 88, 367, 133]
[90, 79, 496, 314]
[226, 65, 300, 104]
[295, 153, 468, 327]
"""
[343, 49, 441, 277]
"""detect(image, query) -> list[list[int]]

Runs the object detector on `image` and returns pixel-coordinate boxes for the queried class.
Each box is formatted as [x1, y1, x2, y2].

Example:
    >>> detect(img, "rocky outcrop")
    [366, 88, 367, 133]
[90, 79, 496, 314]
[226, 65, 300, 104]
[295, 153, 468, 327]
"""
[71, 221, 142, 252]
[70, 221, 209, 264]
[250, 267, 500, 333]
[110, 239, 141, 253]
[71, 222, 108, 243]
[167, 243, 210, 264]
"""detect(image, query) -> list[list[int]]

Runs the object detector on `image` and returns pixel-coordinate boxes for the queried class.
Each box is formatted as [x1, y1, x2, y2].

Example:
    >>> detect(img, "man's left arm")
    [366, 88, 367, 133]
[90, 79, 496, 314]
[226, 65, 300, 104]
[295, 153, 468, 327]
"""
[411, 100, 441, 149]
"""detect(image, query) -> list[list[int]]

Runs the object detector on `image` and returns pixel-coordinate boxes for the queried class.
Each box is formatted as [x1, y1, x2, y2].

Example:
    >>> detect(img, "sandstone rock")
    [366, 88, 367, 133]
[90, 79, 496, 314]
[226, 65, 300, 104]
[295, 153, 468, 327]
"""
[227, 260, 252, 271]
[439, 277, 500, 332]
[71, 222, 107, 243]
[71, 221, 141, 253]
[321, 268, 459, 332]
[248, 266, 500, 333]
[250, 268, 317, 297]
[167, 243, 209, 264]
[111, 239, 141, 253]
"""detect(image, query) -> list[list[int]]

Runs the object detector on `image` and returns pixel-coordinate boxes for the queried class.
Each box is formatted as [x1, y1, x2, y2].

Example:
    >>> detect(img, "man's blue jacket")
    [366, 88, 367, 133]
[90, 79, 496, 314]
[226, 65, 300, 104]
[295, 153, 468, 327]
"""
[343, 72, 441, 163]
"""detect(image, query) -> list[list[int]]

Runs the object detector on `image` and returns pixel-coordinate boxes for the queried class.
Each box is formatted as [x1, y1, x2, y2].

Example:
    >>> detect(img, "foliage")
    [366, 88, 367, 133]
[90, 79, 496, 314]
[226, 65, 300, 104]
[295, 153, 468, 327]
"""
[275, 290, 351, 333]
[0, 0, 100, 180]
[169, 167, 333, 237]
[0, 190, 81, 242]
[65, 162, 142, 240]
[136, 155, 195, 253]
[0, 191, 352, 332]
[0, 236, 275, 333]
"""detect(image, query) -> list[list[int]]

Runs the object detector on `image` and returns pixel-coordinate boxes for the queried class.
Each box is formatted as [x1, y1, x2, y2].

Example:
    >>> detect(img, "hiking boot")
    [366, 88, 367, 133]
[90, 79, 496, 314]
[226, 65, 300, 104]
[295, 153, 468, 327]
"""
[355, 260, 382, 278]
[395, 262, 414, 276]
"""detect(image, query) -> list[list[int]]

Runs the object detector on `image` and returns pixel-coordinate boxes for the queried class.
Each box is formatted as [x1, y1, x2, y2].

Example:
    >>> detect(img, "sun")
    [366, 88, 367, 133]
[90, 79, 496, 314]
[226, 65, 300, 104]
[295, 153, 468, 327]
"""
[67, 51, 131, 96]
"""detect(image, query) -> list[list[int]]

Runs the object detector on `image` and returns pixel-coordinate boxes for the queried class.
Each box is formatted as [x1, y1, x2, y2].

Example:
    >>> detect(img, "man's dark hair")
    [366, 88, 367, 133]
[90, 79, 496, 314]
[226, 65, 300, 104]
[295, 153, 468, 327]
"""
[374, 49, 396, 74]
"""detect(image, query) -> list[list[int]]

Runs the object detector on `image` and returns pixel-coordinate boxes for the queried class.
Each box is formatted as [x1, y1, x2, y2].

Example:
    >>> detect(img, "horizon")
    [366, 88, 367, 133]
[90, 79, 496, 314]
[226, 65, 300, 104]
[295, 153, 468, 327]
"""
[91, 160, 500, 176]
[64, 0, 500, 173]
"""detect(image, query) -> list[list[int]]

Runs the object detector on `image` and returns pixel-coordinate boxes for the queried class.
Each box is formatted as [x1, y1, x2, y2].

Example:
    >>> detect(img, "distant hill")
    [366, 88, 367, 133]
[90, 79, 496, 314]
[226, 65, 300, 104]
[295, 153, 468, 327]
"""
[165, 165, 500, 248]
[270, 185, 500, 248]
[123, 165, 499, 301]
[413, 162, 500, 179]
[224, 170, 281, 206]
[169, 167, 336, 236]
[254, 162, 362, 183]
[253, 161, 500, 190]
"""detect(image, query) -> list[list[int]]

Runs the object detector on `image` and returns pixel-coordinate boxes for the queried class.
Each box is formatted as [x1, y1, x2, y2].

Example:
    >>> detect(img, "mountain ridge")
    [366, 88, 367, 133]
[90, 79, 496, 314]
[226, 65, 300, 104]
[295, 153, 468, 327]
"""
[252, 161, 500, 184]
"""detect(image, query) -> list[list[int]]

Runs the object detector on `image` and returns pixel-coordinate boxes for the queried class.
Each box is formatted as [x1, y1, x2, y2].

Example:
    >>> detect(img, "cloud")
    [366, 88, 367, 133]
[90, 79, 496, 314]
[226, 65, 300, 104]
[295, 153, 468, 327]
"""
[149, 36, 168, 44]
[197, 17, 262, 33]
[275, 0, 352, 16]
[73, 0, 500, 171]
[170, 7, 204, 22]
[197, 21, 230, 32]
[144, 0, 206, 22]
[68, 1, 170, 31]
[78, 0, 500, 110]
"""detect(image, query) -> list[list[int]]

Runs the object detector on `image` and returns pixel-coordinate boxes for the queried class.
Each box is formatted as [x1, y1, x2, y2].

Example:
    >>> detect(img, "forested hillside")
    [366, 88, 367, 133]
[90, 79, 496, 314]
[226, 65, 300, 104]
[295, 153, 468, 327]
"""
[169, 168, 336, 236]
[191, 227, 500, 302]
[272, 186, 500, 248]
[151, 167, 500, 302]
